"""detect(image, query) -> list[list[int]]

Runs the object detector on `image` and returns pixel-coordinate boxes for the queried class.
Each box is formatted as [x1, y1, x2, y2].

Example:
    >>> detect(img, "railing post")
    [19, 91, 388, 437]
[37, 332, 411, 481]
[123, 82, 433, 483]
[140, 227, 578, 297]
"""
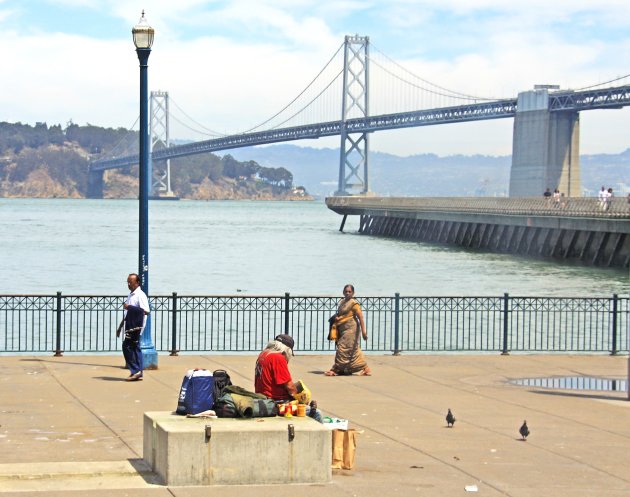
[284, 292, 290, 334]
[393, 292, 401, 356]
[54, 291, 63, 357]
[610, 293, 618, 356]
[170, 292, 179, 356]
[501, 292, 510, 355]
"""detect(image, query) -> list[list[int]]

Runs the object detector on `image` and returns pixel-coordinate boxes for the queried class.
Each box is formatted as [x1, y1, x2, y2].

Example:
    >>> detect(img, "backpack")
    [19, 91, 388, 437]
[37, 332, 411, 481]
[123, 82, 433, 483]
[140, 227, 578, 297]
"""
[214, 386, 278, 418]
[248, 398, 278, 417]
[211, 369, 232, 409]
[214, 392, 238, 418]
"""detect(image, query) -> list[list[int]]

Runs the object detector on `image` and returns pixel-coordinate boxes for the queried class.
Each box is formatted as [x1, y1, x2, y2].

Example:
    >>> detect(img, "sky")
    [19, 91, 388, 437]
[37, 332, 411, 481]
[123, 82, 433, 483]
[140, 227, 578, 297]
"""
[1, 0, 630, 157]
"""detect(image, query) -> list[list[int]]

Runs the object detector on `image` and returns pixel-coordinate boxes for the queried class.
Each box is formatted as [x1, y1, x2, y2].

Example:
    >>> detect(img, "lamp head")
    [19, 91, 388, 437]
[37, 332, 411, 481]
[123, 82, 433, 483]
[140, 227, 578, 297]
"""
[132, 10, 154, 49]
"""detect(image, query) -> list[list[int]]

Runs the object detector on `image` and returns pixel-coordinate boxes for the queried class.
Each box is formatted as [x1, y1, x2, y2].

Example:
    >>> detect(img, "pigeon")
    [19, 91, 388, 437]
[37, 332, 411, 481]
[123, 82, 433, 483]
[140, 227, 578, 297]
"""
[446, 408, 456, 427]
[519, 420, 530, 440]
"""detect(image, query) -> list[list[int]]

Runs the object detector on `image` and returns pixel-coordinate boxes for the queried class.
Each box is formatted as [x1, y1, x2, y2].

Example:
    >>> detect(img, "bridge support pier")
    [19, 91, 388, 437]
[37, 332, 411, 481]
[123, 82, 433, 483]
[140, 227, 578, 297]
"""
[87, 168, 104, 199]
[509, 89, 581, 197]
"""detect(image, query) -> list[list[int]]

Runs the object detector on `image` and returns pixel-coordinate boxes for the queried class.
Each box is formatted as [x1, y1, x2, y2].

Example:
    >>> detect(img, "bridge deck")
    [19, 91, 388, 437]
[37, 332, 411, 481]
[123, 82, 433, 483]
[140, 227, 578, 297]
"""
[89, 84, 630, 172]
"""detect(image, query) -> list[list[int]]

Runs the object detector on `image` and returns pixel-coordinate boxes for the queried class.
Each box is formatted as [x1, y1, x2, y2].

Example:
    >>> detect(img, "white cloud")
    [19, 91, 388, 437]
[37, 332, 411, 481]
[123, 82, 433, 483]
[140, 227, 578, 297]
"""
[0, 31, 136, 127]
[0, 0, 628, 156]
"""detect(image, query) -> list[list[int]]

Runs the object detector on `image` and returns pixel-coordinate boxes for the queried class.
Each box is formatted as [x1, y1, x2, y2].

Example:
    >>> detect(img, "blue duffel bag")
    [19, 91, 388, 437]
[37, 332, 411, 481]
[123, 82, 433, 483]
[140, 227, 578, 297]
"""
[175, 369, 215, 415]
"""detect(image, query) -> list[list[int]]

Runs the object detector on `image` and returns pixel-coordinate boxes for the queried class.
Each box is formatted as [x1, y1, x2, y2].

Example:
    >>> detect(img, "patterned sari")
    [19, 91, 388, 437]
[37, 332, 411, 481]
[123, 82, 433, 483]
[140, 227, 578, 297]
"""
[330, 298, 368, 375]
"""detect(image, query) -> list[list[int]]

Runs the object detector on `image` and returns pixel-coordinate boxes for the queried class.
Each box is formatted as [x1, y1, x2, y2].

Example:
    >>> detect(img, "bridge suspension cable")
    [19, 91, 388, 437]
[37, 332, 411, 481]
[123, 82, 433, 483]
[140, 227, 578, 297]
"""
[572, 73, 630, 91]
[369, 43, 503, 102]
[168, 97, 227, 138]
[101, 116, 139, 159]
[266, 69, 343, 130]
[239, 42, 346, 134]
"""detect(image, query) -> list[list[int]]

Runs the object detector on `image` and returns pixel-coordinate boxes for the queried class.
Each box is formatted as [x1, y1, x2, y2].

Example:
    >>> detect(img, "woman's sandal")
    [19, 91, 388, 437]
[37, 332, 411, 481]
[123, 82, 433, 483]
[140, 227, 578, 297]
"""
[324, 370, 338, 376]
[358, 368, 372, 376]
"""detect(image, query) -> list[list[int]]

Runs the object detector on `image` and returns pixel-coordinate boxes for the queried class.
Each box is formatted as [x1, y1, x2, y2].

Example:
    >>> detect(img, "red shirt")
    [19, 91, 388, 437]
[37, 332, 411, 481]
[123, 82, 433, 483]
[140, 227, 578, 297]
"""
[254, 350, 293, 400]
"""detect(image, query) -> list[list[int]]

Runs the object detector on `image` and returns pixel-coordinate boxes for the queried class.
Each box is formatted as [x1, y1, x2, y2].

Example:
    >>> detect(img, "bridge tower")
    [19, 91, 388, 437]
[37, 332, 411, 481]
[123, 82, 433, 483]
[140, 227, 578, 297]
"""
[150, 91, 174, 197]
[509, 88, 581, 197]
[336, 35, 370, 196]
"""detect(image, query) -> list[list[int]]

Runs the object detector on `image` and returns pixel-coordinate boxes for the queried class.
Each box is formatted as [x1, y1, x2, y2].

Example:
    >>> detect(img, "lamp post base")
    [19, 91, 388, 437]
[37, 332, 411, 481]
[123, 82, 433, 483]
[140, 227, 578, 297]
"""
[141, 346, 159, 370]
[140, 314, 158, 370]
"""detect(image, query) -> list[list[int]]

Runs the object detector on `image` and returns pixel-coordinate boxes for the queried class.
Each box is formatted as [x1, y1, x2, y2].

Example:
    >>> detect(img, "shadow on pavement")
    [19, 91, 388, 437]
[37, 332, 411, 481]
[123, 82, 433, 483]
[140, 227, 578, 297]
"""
[128, 458, 163, 485]
[20, 357, 125, 369]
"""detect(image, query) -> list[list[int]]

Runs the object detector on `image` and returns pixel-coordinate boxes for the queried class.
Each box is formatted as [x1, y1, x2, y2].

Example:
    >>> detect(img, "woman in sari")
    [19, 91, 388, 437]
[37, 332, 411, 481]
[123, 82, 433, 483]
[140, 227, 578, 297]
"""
[325, 284, 371, 376]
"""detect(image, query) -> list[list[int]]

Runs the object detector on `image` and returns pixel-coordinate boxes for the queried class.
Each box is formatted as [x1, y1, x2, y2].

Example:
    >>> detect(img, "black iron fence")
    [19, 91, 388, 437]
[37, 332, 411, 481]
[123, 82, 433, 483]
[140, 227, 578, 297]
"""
[1, 293, 628, 355]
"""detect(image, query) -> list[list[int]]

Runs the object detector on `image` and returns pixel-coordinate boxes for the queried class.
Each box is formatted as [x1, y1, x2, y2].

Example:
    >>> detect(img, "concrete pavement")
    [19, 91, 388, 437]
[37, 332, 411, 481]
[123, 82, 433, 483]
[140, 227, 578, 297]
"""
[1, 352, 629, 496]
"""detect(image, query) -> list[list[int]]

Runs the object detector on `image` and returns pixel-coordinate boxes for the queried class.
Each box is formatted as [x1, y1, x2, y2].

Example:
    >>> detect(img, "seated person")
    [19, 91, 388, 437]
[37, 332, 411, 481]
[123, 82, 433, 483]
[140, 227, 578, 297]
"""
[254, 334, 322, 422]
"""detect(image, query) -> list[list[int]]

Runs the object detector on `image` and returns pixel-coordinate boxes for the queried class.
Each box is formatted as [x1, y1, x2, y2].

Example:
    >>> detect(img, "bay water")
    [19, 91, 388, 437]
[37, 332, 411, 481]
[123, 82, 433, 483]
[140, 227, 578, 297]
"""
[1, 198, 628, 298]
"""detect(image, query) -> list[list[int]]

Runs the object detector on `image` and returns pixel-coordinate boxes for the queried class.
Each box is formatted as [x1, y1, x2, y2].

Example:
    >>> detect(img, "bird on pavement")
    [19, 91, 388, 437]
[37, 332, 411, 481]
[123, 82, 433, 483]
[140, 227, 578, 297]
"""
[519, 420, 530, 440]
[446, 409, 455, 427]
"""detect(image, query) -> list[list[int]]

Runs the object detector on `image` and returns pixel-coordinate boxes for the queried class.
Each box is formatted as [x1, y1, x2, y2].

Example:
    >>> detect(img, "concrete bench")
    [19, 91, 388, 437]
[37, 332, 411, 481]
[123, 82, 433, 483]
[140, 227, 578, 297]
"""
[143, 411, 332, 486]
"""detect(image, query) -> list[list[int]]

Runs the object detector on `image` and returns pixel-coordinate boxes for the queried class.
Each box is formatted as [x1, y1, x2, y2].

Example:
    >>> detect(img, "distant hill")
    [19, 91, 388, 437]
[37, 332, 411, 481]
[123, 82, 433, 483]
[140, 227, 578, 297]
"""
[0, 122, 310, 200]
[229, 144, 630, 198]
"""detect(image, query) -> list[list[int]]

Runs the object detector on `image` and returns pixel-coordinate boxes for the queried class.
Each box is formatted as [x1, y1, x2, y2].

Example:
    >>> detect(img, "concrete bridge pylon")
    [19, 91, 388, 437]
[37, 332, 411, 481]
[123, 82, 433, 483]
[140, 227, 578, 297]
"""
[509, 88, 581, 197]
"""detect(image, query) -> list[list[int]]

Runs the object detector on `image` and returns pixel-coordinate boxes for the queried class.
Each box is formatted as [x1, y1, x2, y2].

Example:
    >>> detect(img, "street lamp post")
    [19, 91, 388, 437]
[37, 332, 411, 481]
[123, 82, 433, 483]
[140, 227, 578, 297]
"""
[133, 11, 158, 369]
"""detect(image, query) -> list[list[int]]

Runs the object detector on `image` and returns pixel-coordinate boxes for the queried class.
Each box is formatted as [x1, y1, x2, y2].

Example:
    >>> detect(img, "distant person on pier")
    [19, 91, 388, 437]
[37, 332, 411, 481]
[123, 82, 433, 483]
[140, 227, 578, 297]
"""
[598, 186, 607, 209]
[116, 273, 150, 382]
[603, 188, 613, 211]
[553, 188, 561, 207]
[325, 284, 371, 377]
[543, 188, 552, 204]
[560, 192, 568, 209]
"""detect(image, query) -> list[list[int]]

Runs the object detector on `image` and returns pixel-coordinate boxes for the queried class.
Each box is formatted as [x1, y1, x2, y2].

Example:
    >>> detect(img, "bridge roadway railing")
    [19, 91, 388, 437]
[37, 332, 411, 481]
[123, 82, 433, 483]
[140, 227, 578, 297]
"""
[90, 84, 630, 171]
[0, 293, 627, 355]
[326, 196, 630, 219]
[89, 100, 519, 171]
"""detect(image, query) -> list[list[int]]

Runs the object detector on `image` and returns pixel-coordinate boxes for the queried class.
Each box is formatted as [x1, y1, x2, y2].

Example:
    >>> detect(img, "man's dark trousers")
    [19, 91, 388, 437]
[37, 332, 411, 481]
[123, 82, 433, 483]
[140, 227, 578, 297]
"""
[123, 338, 143, 376]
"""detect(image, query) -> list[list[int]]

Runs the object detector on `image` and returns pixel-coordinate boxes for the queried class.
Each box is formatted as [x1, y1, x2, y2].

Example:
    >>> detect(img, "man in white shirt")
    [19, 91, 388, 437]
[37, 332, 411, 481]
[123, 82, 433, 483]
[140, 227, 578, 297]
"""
[116, 273, 150, 381]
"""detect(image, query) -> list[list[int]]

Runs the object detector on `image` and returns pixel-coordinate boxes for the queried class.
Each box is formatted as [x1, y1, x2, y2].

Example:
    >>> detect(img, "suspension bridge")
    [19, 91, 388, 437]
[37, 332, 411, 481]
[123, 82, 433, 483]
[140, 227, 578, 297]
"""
[89, 34, 630, 199]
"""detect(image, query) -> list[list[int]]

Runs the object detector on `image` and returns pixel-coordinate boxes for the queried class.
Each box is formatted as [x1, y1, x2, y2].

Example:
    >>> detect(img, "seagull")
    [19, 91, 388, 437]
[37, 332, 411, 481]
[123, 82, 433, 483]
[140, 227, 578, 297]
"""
[519, 420, 530, 440]
[446, 409, 455, 427]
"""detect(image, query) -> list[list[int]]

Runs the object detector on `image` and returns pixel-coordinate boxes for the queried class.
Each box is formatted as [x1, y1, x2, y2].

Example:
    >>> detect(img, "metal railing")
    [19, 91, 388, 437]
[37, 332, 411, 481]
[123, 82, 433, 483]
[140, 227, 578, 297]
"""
[1, 293, 628, 355]
[326, 196, 630, 218]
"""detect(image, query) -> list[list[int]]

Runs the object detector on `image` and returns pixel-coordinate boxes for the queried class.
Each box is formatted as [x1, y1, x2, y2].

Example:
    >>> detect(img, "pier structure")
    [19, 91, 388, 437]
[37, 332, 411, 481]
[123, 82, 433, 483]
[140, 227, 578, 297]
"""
[326, 196, 630, 268]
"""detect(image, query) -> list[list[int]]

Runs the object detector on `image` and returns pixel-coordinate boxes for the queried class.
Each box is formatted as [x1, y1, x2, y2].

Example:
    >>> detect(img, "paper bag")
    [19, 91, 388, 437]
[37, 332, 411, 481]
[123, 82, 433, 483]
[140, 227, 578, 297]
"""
[331, 429, 358, 470]
[331, 429, 344, 469]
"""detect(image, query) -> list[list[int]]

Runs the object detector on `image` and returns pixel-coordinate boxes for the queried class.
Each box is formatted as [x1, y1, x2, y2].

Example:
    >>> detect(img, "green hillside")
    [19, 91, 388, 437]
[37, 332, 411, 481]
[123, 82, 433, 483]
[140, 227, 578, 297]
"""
[0, 121, 310, 200]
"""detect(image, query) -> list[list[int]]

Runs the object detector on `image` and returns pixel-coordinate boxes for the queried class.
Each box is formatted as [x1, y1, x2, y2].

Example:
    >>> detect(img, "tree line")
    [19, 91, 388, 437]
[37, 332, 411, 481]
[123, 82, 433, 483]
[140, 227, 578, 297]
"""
[0, 121, 297, 197]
